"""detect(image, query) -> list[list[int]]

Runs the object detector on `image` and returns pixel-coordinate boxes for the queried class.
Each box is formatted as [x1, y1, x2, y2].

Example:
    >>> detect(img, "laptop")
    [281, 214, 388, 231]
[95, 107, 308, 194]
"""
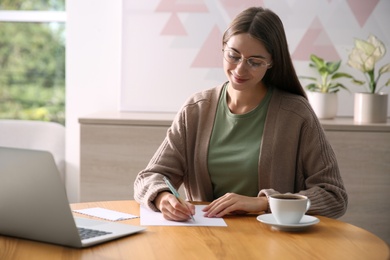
[0, 146, 145, 248]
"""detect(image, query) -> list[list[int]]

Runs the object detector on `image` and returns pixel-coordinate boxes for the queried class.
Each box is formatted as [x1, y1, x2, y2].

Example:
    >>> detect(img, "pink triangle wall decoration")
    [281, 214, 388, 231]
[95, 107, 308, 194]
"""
[292, 17, 340, 61]
[347, 0, 379, 27]
[160, 13, 187, 35]
[156, 0, 208, 13]
[191, 26, 222, 68]
[219, 0, 263, 19]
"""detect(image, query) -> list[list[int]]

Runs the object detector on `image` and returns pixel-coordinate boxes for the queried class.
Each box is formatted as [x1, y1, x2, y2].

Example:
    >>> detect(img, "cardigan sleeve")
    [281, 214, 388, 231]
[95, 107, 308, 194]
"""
[258, 189, 278, 213]
[259, 90, 348, 218]
[133, 85, 223, 210]
[133, 110, 188, 211]
[297, 118, 348, 218]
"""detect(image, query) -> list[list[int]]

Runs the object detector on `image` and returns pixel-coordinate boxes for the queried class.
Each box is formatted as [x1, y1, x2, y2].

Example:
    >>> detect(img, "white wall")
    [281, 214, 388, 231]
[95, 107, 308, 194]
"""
[120, 0, 390, 115]
[66, 0, 389, 202]
[66, 0, 122, 202]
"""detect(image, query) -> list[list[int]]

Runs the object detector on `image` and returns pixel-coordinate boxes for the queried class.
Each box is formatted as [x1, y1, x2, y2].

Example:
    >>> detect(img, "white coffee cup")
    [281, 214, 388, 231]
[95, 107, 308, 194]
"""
[269, 194, 311, 225]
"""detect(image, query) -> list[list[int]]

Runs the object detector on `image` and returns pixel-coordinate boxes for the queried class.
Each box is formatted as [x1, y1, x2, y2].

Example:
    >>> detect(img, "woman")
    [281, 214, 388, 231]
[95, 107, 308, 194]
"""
[134, 7, 348, 221]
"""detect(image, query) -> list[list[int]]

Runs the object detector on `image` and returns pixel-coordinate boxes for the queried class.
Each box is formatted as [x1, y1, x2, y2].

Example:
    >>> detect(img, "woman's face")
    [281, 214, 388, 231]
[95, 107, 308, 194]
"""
[223, 33, 272, 92]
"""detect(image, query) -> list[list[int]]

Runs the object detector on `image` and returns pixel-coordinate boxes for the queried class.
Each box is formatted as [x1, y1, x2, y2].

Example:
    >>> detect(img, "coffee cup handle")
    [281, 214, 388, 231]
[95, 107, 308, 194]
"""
[305, 199, 311, 212]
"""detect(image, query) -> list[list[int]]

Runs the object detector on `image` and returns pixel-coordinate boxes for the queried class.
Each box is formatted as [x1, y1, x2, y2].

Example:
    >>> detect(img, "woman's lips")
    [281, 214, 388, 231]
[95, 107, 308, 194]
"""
[232, 75, 248, 84]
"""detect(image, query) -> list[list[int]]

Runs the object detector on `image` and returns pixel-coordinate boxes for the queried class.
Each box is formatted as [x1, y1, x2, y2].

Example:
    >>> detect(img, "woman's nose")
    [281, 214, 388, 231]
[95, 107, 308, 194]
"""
[234, 59, 249, 73]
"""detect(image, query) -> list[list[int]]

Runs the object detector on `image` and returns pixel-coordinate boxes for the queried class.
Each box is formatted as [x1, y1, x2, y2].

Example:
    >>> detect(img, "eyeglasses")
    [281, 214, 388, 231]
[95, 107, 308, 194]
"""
[222, 49, 271, 70]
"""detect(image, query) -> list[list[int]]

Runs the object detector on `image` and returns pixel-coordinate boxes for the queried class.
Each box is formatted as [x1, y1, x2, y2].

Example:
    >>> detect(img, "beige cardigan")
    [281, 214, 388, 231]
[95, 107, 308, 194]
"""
[134, 84, 348, 218]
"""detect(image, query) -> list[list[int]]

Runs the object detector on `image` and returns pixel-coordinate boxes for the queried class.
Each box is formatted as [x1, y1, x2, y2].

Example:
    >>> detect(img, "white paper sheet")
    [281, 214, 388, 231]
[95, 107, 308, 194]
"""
[73, 207, 138, 221]
[140, 205, 227, 226]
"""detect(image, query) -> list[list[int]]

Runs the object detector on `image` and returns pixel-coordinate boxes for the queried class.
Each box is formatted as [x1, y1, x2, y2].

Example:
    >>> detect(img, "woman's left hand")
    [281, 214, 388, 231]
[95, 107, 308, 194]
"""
[202, 193, 268, 218]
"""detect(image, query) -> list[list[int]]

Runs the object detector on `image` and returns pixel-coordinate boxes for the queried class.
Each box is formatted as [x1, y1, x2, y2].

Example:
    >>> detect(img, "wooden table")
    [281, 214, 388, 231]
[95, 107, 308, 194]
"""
[1, 200, 388, 259]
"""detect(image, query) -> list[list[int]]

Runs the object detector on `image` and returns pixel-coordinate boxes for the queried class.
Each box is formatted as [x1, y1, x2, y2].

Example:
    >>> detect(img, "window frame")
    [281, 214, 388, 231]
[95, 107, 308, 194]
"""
[0, 10, 66, 22]
[0, 9, 67, 124]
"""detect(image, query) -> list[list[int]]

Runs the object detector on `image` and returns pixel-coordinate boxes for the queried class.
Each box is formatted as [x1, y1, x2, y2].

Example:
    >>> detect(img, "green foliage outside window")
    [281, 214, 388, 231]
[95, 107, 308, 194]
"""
[0, 0, 66, 125]
[0, 0, 65, 11]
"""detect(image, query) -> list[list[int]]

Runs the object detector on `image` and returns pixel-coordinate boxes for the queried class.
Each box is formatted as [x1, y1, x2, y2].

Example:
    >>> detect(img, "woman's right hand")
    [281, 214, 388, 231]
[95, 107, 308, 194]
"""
[154, 191, 195, 221]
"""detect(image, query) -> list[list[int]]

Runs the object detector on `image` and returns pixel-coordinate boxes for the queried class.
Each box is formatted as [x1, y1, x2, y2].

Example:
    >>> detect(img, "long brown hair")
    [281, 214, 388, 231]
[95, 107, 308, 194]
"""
[223, 7, 307, 99]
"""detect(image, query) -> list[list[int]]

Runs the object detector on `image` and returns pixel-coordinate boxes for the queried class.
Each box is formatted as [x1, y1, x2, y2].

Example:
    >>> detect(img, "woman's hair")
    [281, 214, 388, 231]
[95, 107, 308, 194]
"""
[222, 7, 307, 99]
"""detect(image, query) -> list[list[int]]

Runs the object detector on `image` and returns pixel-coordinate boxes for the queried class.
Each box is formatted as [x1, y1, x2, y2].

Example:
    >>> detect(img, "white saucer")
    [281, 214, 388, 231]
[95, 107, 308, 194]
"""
[257, 214, 319, 231]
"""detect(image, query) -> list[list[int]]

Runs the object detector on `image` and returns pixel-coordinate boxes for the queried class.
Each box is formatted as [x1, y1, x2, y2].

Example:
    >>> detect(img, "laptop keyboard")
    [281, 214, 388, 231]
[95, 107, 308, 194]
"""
[78, 227, 112, 240]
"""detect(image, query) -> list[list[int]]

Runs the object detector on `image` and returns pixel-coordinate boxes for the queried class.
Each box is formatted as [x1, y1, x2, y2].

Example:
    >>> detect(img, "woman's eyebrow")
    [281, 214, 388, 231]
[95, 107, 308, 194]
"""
[226, 45, 268, 59]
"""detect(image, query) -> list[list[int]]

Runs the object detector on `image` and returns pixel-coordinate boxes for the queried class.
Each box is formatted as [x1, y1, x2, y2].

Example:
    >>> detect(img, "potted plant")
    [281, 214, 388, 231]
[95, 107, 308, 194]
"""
[300, 54, 360, 119]
[348, 34, 390, 123]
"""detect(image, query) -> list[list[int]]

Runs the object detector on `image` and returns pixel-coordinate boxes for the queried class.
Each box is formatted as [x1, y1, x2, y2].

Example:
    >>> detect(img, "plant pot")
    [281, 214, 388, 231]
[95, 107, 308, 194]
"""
[307, 92, 338, 119]
[354, 92, 388, 123]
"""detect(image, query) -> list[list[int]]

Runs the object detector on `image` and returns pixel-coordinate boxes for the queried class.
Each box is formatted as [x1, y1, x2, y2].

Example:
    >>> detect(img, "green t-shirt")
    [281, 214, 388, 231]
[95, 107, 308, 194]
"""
[208, 83, 272, 199]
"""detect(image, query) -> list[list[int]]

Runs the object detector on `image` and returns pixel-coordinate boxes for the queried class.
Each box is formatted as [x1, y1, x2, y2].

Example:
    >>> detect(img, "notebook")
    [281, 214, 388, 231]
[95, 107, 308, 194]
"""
[0, 146, 145, 248]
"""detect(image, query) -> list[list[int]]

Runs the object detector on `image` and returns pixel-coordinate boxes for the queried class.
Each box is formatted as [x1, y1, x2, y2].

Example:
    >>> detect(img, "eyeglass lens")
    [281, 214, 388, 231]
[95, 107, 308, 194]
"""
[223, 49, 268, 69]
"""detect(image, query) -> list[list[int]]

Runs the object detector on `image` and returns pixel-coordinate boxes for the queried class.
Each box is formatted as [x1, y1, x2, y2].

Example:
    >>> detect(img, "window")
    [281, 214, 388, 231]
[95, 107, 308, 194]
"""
[0, 0, 66, 124]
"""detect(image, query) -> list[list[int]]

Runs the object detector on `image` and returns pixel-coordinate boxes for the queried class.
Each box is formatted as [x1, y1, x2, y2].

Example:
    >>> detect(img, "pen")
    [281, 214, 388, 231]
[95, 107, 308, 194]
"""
[163, 177, 195, 221]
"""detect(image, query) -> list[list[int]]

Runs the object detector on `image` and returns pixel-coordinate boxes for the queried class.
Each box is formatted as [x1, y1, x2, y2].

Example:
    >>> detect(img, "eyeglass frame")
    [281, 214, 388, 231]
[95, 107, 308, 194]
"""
[222, 48, 272, 70]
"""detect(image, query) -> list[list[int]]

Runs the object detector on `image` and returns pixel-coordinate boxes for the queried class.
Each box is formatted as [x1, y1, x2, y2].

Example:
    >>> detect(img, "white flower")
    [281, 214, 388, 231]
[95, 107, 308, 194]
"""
[348, 35, 385, 72]
[348, 34, 390, 93]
